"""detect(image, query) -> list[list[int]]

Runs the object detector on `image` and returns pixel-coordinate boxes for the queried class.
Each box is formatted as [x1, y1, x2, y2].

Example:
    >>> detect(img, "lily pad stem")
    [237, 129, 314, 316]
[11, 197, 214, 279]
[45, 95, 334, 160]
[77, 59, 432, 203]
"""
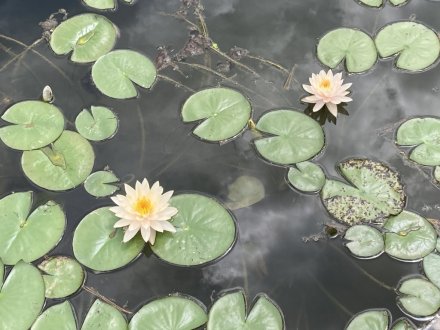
[82, 285, 132, 314]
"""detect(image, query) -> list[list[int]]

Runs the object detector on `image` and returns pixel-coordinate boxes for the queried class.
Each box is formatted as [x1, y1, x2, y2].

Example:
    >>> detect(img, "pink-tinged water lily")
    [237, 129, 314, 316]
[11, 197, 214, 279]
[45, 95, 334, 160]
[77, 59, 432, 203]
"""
[109, 179, 178, 244]
[302, 70, 352, 117]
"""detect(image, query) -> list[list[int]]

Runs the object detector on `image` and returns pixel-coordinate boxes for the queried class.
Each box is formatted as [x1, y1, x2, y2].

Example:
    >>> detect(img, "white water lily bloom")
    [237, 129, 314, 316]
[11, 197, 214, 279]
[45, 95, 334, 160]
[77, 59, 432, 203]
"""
[110, 179, 178, 244]
[301, 69, 352, 117]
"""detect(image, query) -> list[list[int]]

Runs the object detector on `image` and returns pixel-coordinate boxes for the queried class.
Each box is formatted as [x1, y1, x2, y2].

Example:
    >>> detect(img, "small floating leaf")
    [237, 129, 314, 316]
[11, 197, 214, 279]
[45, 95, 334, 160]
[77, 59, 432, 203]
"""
[0, 101, 64, 150]
[317, 28, 377, 73]
[31, 301, 77, 330]
[357, 0, 408, 7]
[50, 13, 117, 63]
[38, 256, 85, 299]
[254, 110, 324, 166]
[344, 225, 384, 258]
[92, 49, 157, 99]
[423, 253, 440, 289]
[287, 161, 325, 193]
[83, 0, 116, 10]
[384, 211, 436, 261]
[84, 170, 119, 197]
[82, 300, 127, 330]
[345, 309, 390, 330]
[398, 277, 440, 317]
[0, 192, 65, 265]
[21, 130, 95, 191]
[75, 106, 118, 141]
[129, 296, 207, 330]
[390, 318, 416, 330]
[375, 21, 440, 71]
[73, 207, 144, 272]
[225, 175, 265, 210]
[151, 194, 236, 266]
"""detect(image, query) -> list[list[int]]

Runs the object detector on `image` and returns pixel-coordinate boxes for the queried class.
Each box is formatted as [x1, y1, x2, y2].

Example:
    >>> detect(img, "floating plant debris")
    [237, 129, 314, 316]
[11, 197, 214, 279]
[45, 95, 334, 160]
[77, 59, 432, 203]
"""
[344, 225, 384, 259]
[397, 277, 440, 318]
[31, 301, 77, 330]
[423, 253, 440, 290]
[84, 170, 119, 197]
[287, 161, 326, 193]
[82, 300, 127, 330]
[357, 0, 408, 7]
[75, 106, 118, 141]
[345, 309, 390, 330]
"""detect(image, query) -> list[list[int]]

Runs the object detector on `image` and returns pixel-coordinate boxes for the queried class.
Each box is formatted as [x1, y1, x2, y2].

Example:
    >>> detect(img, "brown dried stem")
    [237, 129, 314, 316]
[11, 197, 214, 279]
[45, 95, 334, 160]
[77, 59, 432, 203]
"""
[83, 285, 132, 314]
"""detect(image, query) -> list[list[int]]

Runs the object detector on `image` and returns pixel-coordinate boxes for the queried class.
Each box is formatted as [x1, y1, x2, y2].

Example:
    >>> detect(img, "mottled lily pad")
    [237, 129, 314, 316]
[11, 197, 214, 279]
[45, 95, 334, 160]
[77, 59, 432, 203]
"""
[397, 277, 440, 317]
[0, 191, 65, 265]
[75, 106, 118, 141]
[317, 28, 377, 73]
[390, 318, 416, 330]
[375, 22, 440, 71]
[92, 49, 157, 99]
[73, 207, 144, 272]
[345, 309, 390, 330]
[357, 0, 408, 7]
[321, 159, 405, 225]
[423, 253, 440, 289]
[181, 88, 252, 142]
[83, 0, 116, 10]
[344, 225, 384, 259]
[129, 295, 207, 330]
[84, 170, 119, 197]
[21, 130, 95, 191]
[50, 13, 118, 63]
[31, 301, 77, 330]
[82, 300, 127, 330]
[0, 101, 64, 151]
[151, 193, 236, 266]
[254, 110, 324, 166]
[287, 161, 326, 193]
[384, 211, 436, 261]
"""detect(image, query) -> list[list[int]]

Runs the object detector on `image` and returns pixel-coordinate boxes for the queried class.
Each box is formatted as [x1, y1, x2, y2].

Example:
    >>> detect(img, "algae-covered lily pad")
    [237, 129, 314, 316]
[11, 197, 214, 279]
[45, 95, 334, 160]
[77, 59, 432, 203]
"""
[92, 49, 157, 99]
[345, 309, 390, 330]
[321, 159, 405, 225]
[357, 0, 408, 8]
[287, 161, 326, 193]
[207, 290, 284, 330]
[0, 191, 65, 265]
[254, 110, 324, 166]
[181, 88, 252, 142]
[73, 207, 144, 272]
[129, 295, 207, 330]
[390, 318, 416, 330]
[21, 130, 95, 191]
[423, 253, 440, 289]
[38, 256, 85, 299]
[0, 101, 64, 151]
[83, 0, 116, 10]
[344, 225, 384, 259]
[31, 301, 77, 330]
[375, 21, 440, 72]
[317, 28, 377, 73]
[75, 106, 118, 141]
[0, 261, 45, 330]
[50, 13, 117, 63]
[384, 211, 436, 261]
[84, 170, 119, 197]
[82, 300, 127, 330]
[397, 277, 440, 317]
[151, 193, 236, 266]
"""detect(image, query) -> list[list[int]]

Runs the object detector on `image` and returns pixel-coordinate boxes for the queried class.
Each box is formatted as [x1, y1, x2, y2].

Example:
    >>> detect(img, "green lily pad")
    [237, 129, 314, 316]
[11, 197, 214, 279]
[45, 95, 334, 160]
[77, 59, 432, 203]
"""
[129, 295, 207, 330]
[84, 170, 119, 197]
[50, 13, 117, 63]
[0, 261, 45, 330]
[254, 110, 324, 166]
[83, 0, 116, 10]
[384, 211, 437, 261]
[344, 225, 384, 258]
[396, 117, 440, 166]
[151, 193, 236, 266]
[92, 49, 157, 99]
[0, 101, 65, 151]
[0, 259, 3, 287]
[21, 130, 95, 191]
[390, 318, 416, 330]
[397, 277, 440, 317]
[75, 106, 118, 141]
[345, 309, 390, 330]
[181, 88, 252, 142]
[0, 191, 65, 265]
[357, 0, 408, 7]
[82, 300, 127, 330]
[38, 256, 85, 299]
[31, 301, 77, 330]
[375, 21, 440, 71]
[73, 207, 144, 272]
[321, 158, 406, 225]
[287, 161, 325, 193]
[423, 253, 440, 289]
[207, 290, 284, 330]
[317, 28, 377, 73]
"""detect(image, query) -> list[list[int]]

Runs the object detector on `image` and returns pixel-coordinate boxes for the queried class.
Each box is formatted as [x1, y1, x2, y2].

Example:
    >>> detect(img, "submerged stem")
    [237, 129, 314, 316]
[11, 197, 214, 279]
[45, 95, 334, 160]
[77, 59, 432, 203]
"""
[82, 285, 132, 314]
[157, 74, 195, 93]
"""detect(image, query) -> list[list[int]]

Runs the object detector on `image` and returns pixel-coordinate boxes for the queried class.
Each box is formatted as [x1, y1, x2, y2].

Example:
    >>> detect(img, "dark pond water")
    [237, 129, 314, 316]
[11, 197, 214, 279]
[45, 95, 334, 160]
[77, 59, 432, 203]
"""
[0, 0, 439, 329]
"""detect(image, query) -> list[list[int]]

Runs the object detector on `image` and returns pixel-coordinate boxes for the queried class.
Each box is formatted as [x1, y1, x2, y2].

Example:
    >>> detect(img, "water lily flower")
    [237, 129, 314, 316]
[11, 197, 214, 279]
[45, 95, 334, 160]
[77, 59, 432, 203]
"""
[301, 70, 352, 117]
[110, 179, 178, 244]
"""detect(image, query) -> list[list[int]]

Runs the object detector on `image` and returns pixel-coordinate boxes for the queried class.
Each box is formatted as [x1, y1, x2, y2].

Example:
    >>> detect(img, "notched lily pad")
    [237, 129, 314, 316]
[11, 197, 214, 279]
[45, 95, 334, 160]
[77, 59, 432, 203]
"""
[75, 106, 118, 141]
[287, 161, 326, 193]
[423, 253, 440, 289]
[397, 277, 440, 318]
[82, 300, 127, 330]
[390, 317, 416, 330]
[345, 309, 390, 330]
[344, 225, 384, 259]
[31, 301, 77, 330]
[84, 170, 119, 197]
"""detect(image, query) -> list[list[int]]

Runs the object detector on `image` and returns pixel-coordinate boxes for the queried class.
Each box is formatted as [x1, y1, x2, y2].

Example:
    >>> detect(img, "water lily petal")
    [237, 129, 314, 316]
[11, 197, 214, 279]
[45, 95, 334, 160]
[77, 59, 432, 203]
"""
[313, 102, 325, 112]
[326, 103, 338, 117]
[123, 228, 139, 242]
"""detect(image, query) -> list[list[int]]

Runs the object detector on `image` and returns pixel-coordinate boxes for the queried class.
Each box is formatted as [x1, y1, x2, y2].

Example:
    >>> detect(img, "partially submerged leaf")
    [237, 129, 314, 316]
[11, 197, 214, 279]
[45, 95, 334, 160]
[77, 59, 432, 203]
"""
[357, 0, 408, 7]
[84, 170, 119, 197]
[83, 0, 116, 10]
[31, 301, 77, 330]
[390, 318, 416, 330]
[345, 309, 390, 330]
[423, 253, 440, 290]
[75, 106, 118, 141]
[397, 277, 440, 317]
[82, 300, 127, 330]
[287, 161, 325, 193]
[225, 175, 265, 210]
[344, 225, 384, 258]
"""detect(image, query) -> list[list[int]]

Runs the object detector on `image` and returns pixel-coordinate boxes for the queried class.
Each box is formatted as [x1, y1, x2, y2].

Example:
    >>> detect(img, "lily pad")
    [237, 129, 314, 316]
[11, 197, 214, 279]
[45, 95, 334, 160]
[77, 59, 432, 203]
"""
[225, 175, 265, 210]
[357, 0, 408, 7]
[0, 261, 45, 330]
[151, 193, 236, 267]
[75, 106, 118, 141]
[31, 301, 77, 330]
[129, 295, 207, 330]
[73, 207, 144, 272]
[423, 253, 440, 289]
[207, 290, 284, 330]
[82, 300, 127, 330]
[321, 158, 406, 225]
[287, 161, 325, 193]
[38, 256, 85, 299]
[345, 309, 390, 330]
[0, 191, 65, 265]
[384, 211, 436, 261]
[181, 88, 252, 142]
[317, 28, 377, 73]
[397, 277, 440, 317]
[435, 166, 440, 182]
[92, 49, 157, 99]
[21, 130, 95, 191]
[344, 225, 384, 259]
[0, 259, 3, 287]
[390, 318, 416, 330]
[375, 21, 440, 71]
[83, 0, 116, 10]
[253, 110, 324, 166]
[84, 170, 119, 197]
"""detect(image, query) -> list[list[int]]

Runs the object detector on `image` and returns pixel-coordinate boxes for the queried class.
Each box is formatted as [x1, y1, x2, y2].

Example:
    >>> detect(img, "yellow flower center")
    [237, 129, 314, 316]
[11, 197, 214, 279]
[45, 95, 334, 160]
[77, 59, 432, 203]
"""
[319, 79, 331, 90]
[133, 197, 154, 216]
